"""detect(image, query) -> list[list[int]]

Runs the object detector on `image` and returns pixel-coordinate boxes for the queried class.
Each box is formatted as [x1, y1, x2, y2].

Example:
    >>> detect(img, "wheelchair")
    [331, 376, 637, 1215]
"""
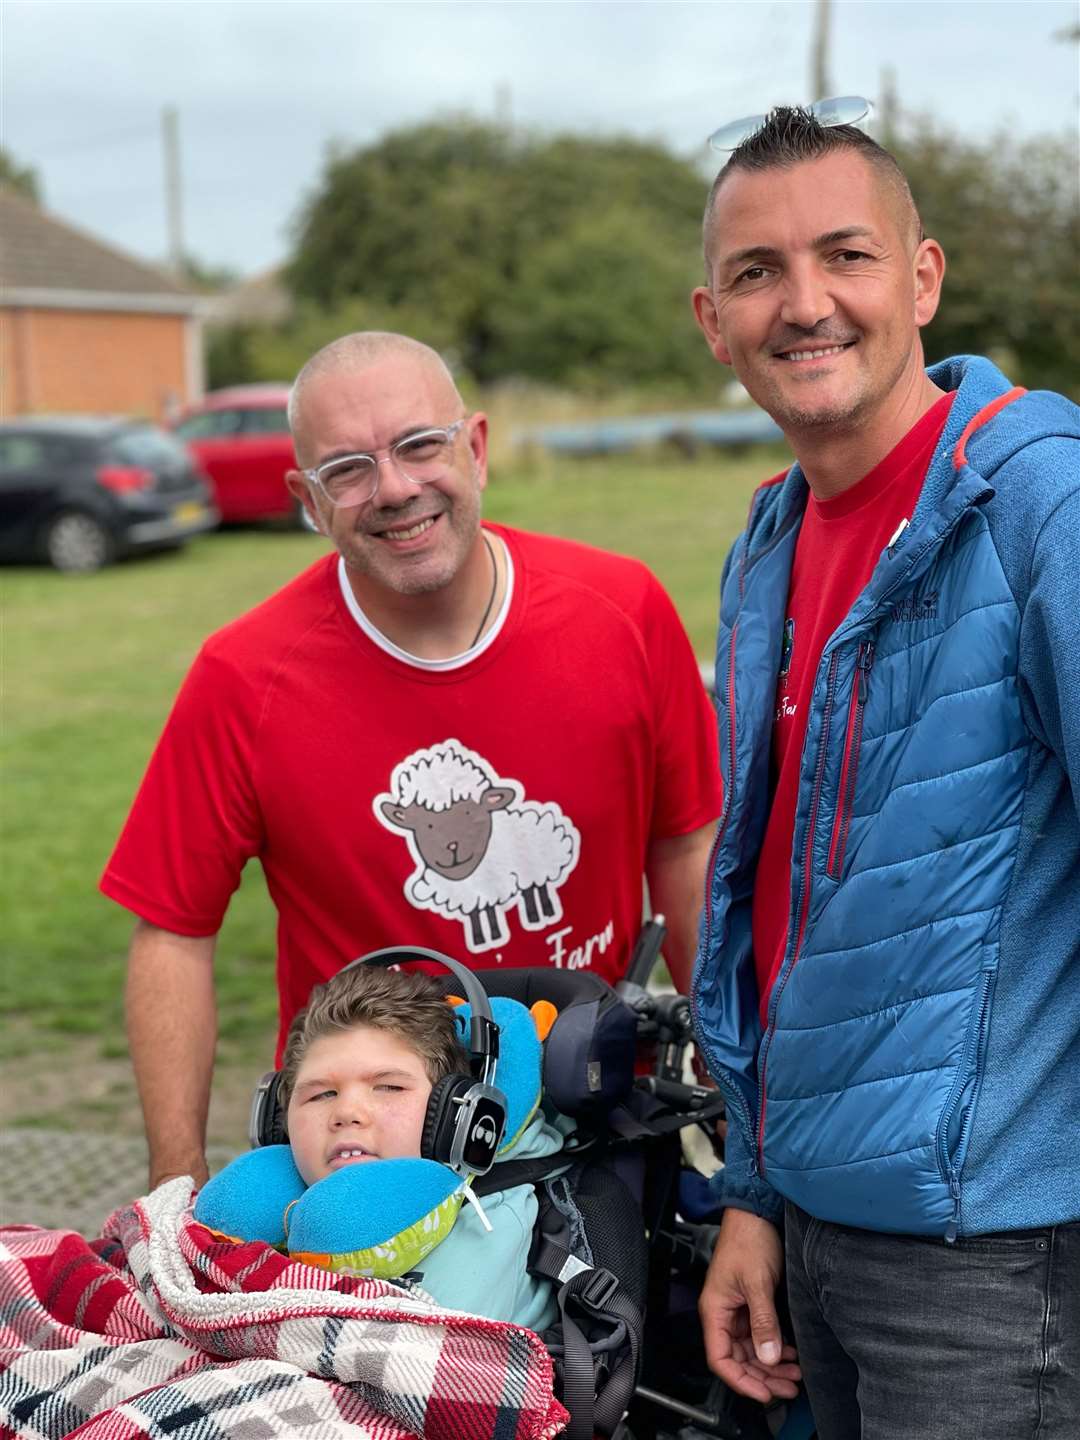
[248, 933, 815, 1440]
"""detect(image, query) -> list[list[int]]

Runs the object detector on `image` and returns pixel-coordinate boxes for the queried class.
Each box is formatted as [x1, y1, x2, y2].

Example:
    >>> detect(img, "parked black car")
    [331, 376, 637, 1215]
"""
[0, 416, 219, 572]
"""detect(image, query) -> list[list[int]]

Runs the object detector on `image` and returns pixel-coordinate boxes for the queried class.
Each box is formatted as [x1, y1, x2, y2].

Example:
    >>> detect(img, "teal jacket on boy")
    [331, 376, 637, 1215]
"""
[415, 1107, 564, 1329]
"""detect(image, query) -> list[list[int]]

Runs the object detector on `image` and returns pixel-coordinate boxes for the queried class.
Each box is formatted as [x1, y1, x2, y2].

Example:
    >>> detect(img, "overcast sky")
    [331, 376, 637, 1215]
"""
[5, 1, 1078, 279]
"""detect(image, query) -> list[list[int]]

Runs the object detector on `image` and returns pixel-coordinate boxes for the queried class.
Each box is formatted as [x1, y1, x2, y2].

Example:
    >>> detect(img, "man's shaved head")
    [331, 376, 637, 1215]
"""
[702, 107, 923, 278]
[288, 332, 462, 459]
[282, 328, 488, 603]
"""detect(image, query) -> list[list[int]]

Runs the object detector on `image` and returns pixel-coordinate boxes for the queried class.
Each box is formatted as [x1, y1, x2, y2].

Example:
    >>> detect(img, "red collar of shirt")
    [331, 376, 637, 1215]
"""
[808, 390, 957, 523]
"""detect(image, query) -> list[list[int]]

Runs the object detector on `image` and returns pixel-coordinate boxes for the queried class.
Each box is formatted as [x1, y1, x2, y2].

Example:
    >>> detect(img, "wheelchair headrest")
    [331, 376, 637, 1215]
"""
[434, 967, 637, 1119]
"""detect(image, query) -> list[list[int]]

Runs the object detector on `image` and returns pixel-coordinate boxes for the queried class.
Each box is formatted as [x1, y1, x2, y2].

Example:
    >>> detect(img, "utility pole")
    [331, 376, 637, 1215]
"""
[878, 65, 900, 147]
[810, 0, 832, 100]
[162, 105, 184, 277]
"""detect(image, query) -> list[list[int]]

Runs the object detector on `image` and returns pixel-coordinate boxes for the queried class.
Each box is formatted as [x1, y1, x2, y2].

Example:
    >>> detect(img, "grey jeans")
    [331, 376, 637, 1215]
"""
[784, 1203, 1079, 1440]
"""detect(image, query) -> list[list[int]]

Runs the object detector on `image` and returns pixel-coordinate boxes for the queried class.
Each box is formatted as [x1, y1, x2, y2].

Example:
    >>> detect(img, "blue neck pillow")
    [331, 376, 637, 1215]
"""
[194, 996, 543, 1279]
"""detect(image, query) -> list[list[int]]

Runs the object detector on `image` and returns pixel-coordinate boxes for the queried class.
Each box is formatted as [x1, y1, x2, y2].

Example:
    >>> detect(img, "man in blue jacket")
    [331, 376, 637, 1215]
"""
[690, 103, 1079, 1438]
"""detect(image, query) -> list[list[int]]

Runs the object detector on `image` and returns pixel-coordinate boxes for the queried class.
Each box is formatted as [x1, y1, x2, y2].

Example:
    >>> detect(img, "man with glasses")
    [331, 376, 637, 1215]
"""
[102, 331, 721, 1194]
[689, 104, 1079, 1437]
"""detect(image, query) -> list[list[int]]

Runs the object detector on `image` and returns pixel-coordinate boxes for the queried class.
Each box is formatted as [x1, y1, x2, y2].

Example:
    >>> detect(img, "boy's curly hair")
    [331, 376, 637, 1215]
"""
[278, 964, 468, 1109]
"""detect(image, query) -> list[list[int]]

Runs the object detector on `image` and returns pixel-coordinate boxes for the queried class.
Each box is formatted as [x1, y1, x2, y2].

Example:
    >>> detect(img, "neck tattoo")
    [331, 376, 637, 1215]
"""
[470, 533, 499, 649]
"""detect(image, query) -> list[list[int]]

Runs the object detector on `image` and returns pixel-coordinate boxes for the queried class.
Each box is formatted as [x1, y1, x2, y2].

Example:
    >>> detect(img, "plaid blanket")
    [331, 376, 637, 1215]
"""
[0, 1178, 568, 1440]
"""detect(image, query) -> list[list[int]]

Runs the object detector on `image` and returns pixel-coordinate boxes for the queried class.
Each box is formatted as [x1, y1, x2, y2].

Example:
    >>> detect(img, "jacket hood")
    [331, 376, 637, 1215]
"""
[740, 355, 1079, 567]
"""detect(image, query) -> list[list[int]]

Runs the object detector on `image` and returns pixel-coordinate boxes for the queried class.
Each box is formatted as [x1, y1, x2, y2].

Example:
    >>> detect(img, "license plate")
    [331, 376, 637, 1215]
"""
[173, 501, 206, 523]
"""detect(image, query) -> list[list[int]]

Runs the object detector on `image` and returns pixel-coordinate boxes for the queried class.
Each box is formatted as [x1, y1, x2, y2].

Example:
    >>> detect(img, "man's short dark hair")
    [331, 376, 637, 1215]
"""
[702, 106, 922, 275]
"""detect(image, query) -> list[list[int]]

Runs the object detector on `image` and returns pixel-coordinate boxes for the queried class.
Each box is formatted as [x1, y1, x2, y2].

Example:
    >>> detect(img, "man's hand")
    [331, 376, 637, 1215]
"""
[152, 1165, 210, 1193]
[699, 1207, 801, 1403]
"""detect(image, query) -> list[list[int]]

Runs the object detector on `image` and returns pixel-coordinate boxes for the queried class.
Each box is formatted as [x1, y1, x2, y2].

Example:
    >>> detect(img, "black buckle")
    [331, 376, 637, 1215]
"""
[577, 1266, 619, 1312]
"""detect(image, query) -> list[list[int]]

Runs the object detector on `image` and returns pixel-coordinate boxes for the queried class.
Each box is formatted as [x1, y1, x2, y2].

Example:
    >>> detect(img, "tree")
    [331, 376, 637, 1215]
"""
[181, 254, 239, 293]
[894, 126, 1079, 397]
[254, 115, 1079, 400]
[286, 120, 714, 392]
[490, 204, 707, 389]
[287, 121, 520, 381]
[208, 296, 461, 392]
[0, 147, 42, 203]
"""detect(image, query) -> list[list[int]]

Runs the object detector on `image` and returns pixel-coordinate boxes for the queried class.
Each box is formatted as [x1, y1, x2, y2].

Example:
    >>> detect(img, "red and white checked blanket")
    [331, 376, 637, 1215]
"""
[0, 1177, 568, 1440]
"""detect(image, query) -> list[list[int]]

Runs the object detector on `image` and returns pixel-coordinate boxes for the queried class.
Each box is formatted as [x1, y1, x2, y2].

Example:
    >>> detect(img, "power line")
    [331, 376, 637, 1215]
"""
[17, 124, 160, 159]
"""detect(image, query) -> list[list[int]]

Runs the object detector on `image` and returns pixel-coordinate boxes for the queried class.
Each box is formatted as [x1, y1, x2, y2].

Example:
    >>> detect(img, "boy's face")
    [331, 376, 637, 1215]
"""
[286, 1024, 434, 1186]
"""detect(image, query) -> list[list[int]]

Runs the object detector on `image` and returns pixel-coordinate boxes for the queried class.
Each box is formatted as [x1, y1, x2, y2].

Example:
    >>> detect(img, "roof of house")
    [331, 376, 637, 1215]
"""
[208, 266, 291, 326]
[0, 186, 200, 313]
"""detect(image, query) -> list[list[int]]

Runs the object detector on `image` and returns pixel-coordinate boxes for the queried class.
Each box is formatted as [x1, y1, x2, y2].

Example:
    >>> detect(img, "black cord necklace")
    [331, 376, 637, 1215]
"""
[469, 533, 499, 648]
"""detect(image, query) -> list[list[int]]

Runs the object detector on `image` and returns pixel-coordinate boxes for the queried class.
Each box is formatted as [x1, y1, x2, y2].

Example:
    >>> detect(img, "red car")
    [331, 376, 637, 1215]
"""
[174, 385, 300, 524]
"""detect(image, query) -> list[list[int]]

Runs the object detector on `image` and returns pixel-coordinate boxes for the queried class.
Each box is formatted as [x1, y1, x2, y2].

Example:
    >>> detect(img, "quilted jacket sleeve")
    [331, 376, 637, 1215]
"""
[1018, 483, 1080, 817]
[710, 1113, 785, 1224]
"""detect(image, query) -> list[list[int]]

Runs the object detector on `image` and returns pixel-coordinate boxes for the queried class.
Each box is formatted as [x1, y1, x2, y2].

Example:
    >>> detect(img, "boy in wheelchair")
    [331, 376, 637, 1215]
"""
[195, 952, 568, 1330]
[197, 946, 808, 1440]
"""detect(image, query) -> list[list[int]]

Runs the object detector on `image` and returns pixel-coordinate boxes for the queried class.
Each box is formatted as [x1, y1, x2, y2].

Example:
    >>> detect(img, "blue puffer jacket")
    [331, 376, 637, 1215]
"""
[693, 357, 1080, 1239]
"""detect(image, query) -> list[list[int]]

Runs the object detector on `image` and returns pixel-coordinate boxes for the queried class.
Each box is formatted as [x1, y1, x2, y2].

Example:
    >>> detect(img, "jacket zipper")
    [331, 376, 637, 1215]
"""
[695, 619, 761, 1160]
[939, 968, 994, 1243]
[700, 622, 738, 964]
[756, 649, 842, 1174]
[826, 643, 875, 878]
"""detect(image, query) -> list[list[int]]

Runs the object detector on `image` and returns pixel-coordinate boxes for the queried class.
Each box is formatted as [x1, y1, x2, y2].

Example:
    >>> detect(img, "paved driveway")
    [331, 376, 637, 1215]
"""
[0, 1129, 238, 1235]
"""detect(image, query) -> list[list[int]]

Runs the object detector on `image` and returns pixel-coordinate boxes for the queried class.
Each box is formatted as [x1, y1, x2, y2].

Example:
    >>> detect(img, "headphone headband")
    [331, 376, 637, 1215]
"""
[340, 946, 499, 1086]
[249, 946, 506, 1172]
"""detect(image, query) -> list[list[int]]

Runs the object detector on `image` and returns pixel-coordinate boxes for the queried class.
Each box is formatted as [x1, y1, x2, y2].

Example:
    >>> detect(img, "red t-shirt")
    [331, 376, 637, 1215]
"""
[751, 394, 955, 1021]
[102, 525, 722, 1058]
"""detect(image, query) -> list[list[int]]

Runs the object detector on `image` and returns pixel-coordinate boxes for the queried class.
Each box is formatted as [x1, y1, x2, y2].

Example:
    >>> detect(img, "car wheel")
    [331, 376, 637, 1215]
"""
[42, 511, 115, 572]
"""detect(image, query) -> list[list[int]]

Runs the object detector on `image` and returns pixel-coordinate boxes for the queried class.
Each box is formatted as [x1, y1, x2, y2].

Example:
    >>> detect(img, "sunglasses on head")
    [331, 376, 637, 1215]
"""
[708, 95, 873, 153]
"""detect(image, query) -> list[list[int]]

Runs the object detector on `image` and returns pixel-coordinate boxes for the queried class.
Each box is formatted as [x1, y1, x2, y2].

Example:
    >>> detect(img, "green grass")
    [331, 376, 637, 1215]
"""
[1, 444, 783, 1067]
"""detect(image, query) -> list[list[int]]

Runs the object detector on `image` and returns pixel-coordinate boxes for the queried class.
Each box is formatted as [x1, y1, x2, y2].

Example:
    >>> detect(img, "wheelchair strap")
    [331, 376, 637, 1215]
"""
[473, 1089, 725, 1196]
[527, 1175, 644, 1440]
[608, 1089, 726, 1141]
[470, 1149, 582, 1198]
[554, 1265, 642, 1440]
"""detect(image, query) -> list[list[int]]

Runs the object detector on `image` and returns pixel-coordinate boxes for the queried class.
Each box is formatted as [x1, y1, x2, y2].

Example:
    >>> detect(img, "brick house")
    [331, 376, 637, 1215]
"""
[0, 187, 204, 422]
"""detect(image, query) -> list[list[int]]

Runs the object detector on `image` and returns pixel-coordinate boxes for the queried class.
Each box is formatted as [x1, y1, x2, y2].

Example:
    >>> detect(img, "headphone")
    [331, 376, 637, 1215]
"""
[248, 946, 507, 1178]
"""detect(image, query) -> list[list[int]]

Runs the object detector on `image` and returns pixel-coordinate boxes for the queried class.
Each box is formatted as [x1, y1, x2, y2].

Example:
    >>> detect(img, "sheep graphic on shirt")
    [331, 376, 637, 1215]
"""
[375, 740, 581, 952]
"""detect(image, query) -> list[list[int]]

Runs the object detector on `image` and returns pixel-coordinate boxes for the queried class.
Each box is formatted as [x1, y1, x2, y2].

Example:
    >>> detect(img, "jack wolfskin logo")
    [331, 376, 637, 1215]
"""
[891, 590, 939, 622]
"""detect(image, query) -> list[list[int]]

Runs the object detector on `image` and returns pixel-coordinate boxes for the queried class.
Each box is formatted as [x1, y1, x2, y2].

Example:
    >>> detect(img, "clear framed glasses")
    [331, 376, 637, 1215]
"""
[304, 419, 468, 508]
[708, 95, 872, 153]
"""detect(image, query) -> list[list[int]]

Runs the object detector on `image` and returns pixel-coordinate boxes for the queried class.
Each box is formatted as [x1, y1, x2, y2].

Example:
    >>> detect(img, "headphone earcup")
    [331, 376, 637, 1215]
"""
[421, 1073, 473, 1165]
[255, 1071, 289, 1148]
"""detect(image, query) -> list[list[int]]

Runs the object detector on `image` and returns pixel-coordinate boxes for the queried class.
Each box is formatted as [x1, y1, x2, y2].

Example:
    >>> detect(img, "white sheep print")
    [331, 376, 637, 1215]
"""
[375, 739, 582, 954]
